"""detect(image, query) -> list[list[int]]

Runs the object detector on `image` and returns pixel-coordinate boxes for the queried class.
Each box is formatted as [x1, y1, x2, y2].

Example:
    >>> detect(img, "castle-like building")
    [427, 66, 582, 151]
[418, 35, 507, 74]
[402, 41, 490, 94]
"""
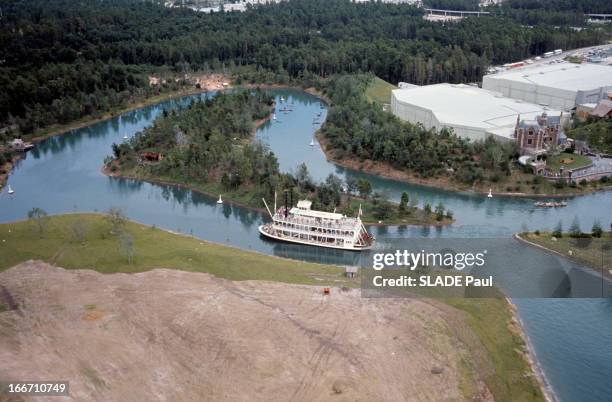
[514, 112, 562, 155]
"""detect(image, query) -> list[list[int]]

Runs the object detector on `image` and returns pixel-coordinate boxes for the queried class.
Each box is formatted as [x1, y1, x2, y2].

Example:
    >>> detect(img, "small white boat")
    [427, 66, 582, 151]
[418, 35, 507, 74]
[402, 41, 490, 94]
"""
[487, 188, 493, 198]
[280, 96, 285, 102]
[7, 184, 14, 194]
[217, 195, 223, 204]
[272, 113, 276, 120]
[123, 134, 128, 140]
[309, 138, 315, 147]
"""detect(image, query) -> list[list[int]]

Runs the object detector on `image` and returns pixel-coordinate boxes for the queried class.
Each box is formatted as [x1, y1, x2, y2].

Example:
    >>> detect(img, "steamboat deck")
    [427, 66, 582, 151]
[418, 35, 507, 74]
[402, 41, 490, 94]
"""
[259, 200, 374, 251]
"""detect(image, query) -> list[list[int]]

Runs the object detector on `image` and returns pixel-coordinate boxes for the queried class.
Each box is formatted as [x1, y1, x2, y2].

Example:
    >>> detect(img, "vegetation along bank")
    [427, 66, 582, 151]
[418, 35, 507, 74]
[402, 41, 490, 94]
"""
[105, 90, 452, 226]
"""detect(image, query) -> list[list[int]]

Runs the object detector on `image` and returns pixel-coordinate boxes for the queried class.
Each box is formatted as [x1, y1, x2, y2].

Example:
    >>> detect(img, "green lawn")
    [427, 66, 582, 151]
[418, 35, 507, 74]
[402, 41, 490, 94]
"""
[546, 153, 592, 173]
[0, 213, 544, 401]
[0, 214, 350, 285]
[519, 231, 612, 275]
[444, 298, 544, 402]
[365, 76, 397, 105]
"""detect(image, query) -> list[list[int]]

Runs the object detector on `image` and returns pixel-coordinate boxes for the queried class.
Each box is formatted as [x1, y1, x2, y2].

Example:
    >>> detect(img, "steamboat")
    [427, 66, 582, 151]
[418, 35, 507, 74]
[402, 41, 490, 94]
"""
[259, 196, 374, 251]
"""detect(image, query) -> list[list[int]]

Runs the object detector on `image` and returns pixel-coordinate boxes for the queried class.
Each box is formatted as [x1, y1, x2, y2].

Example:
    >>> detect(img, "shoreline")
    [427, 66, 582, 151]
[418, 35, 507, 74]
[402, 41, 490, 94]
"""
[28, 86, 215, 144]
[506, 298, 557, 402]
[315, 132, 612, 199]
[8, 79, 606, 199]
[101, 167, 452, 227]
[513, 232, 612, 280]
[102, 165, 270, 215]
[101, 102, 275, 217]
[0, 153, 25, 191]
[0, 85, 219, 190]
[100, 87, 450, 227]
[0, 212, 551, 401]
[0, 212, 342, 274]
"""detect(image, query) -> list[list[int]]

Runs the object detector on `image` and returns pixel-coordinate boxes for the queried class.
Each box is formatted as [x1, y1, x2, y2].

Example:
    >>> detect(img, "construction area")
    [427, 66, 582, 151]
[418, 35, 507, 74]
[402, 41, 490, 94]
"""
[0, 261, 497, 401]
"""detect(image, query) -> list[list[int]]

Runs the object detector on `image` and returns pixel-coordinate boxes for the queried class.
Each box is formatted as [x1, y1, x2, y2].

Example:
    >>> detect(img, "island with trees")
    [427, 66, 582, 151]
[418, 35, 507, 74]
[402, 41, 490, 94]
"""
[104, 89, 451, 225]
[1, 0, 610, 193]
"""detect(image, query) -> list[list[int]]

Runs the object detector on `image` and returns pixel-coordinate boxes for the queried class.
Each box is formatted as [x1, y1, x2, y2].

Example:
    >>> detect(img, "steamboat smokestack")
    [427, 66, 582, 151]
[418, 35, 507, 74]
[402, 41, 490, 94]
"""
[284, 190, 288, 218]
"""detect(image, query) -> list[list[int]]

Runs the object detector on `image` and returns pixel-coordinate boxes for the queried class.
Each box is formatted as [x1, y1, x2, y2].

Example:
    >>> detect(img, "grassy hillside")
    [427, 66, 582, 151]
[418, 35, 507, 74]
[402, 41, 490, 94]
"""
[0, 214, 349, 285]
[519, 231, 611, 275]
[365, 76, 397, 105]
[0, 213, 544, 401]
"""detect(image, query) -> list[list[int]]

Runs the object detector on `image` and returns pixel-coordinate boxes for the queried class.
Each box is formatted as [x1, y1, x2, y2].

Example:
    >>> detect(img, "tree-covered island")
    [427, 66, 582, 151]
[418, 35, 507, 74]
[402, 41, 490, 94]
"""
[105, 90, 452, 225]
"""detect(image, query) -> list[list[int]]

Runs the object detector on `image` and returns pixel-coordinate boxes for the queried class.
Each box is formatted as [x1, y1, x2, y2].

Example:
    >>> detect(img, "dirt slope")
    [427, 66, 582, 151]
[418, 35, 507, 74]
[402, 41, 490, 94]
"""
[0, 261, 493, 401]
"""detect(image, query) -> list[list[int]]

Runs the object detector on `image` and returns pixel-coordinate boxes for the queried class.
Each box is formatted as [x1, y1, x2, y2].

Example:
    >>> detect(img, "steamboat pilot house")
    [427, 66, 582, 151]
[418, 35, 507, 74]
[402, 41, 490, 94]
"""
[259, 200, 374, 251]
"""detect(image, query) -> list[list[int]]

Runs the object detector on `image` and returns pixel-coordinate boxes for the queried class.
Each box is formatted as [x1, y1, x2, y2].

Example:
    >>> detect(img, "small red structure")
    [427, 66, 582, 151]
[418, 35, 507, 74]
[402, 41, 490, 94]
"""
[323, 288, 331, 295]
[141, 151, 162, 162]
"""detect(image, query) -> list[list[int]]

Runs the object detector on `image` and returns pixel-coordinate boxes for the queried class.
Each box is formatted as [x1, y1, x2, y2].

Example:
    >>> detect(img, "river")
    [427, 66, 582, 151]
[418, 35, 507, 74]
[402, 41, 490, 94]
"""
[1, 89, 611, 401]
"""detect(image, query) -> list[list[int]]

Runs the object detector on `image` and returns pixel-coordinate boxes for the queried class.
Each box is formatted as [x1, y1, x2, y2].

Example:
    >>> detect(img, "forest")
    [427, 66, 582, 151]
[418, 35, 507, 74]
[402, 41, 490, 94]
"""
[567, 118, 612, 154]
[320, 74, 518, 186]
[110, 90, 277, 189]
[492, 0, 612, 26]
[109, 89, 448, 223]
[0, 0, 609, 135]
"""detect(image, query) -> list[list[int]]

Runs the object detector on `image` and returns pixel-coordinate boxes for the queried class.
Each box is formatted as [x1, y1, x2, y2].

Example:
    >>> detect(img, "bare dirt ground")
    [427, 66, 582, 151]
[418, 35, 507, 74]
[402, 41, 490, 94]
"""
[0, 261, 493, 401]
[193, 73, 231, 91]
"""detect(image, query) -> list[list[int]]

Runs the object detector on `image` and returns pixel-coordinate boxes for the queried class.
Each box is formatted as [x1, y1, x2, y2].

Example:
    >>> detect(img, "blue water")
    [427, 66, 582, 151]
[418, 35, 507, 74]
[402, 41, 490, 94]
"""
[0, 88, 611, 401]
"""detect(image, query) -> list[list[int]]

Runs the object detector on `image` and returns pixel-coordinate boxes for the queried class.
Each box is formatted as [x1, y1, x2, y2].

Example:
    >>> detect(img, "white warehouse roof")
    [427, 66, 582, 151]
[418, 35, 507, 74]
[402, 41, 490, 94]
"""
[482, 63, 612, 111]
[484, 63, 611, 92]
[391, 84, 562, 141]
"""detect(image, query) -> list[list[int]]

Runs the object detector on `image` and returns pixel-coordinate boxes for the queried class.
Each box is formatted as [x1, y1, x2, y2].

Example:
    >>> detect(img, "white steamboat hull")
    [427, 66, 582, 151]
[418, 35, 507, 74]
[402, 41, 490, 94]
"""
[258, 225, 373, 251]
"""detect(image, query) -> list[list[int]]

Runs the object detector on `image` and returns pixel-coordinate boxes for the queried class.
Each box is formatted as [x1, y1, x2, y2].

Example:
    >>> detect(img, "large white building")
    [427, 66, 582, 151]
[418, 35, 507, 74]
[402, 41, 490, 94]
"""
[391, 83, 564, 141]
[482, 63, 612, 111]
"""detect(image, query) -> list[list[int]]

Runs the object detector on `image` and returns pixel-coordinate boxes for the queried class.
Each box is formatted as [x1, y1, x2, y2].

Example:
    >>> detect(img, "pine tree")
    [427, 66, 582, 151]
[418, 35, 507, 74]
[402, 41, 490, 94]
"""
[569, 217, 581, 238]
[592, 220, 603, 238]
[552, 221, 563, 238]
[434, 202, 445, 221]
[399, 192, 409, 214]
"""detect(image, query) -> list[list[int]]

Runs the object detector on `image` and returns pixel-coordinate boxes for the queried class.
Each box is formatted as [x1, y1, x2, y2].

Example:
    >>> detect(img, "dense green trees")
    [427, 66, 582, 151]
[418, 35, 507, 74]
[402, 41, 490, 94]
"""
[115, 90, 276, 193]
[1, 0, 607, 134]
[321, 74, 518, 186]
[109, 89, 441, 221]
[491, 0, 612, 26]
[567, 118, 612, 154]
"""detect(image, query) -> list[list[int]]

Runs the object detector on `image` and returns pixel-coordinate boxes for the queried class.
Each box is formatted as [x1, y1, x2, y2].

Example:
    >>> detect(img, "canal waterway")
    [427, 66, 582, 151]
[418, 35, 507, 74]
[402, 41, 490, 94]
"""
[1, 89, 611, 401]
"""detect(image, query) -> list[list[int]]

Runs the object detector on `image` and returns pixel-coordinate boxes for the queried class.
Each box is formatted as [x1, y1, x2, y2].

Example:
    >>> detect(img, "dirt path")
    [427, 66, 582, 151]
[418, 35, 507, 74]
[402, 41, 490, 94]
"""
[0, 261, 494, 401]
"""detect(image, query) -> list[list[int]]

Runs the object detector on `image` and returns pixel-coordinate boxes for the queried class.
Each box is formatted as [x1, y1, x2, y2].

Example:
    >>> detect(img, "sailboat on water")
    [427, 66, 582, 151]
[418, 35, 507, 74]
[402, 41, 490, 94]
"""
[7, 184, 14, 194]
